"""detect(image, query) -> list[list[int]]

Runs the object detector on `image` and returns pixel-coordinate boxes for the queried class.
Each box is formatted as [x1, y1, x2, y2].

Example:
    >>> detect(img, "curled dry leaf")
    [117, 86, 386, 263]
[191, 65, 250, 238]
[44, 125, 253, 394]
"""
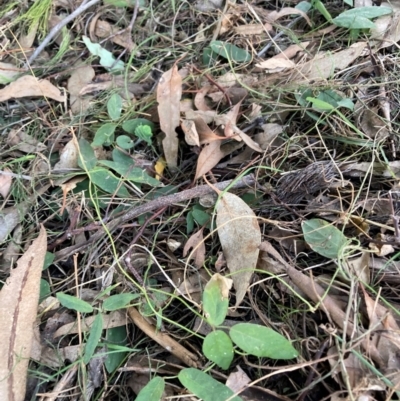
[255, 58, 295, 73]
[0, 168, 13, 198]
[94, 20, 135, 51]
[0, 75, 66, 102]
[7, 129, 47, 154]
[181, 120, 200, 146]
[183, 228, 206, 268]
[157, 63, 182, 170]
[216, 192, 261, 306]
[0, 226, 47, 401]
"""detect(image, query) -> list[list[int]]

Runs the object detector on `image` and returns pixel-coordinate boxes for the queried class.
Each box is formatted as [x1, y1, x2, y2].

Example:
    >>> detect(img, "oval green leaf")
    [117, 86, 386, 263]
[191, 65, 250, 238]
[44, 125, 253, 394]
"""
[230, 323, 298, 360]
[203, 330, 234, 370]
[78, 138, 97, 170]
[210, 41, 251, 63]
[105, 326, 129, 373]
[302, 218, 348, 259]
[83, 313, 103, 364]
[202, 274, 230, 327]
[178, 368, 243, 401]
[92, 123, 117, 147]
[88, 167, 130, 197]
[122, 118, 155, 135]
[136, 376, 165, 401]
[56, 292, 93, 313]
[103, 293, 140, 311]
[116, 135, 135, 149]
[107, 93, 122, 120]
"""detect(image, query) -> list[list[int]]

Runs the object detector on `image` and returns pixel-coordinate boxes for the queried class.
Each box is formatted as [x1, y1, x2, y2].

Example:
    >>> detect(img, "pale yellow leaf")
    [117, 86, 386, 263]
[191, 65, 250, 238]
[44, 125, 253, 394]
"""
[0, 226, 47, 401]
[157, 63, 182, 170]
[216, 193, 261, 306]
[0, 75, 65, 102]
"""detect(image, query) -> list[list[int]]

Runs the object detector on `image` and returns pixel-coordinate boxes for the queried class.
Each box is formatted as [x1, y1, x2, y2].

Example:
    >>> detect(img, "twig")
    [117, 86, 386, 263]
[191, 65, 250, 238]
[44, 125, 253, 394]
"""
[54, 174, 256, 262]
[27, 0, 101, 66]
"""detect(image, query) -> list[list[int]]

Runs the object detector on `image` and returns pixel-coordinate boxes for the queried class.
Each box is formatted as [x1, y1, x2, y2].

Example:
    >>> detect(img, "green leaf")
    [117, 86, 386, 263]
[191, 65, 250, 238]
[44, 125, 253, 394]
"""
[179, 368, 243, 401]
[56, 292, 93, 313]
[302, 218, 349, 259]
[192, 207, 210, 226]
[135, 124, 153, 145]
[39, 279, 51, 303]
[203, 330, 234, 370]
[103, 293, 140, 311]
[88, 167, 130, 197]
[42, 252, 55, 270]
[186, 211, 194, 234]
[122, 118, 155, 135]
[230, 323, 298, 359]
[210, 41, 251, 63]
[99, 160, 160, 186]
[105, 326, 129, 373]
[92, 123, 117, 147]
[337, 6, 392, 19]
[78, 138, 97, 170]
[83, 313, 103, 364]
[107, 93, 123, 120]
[116, 135, 135, 149]
[312, 0, 332, 21]
[306, 96, 334, 111]
[112, 148, 134, 165]
[333, 15, 375, 29]
[203, 274, 230, 327]
[136, 376, 165, 401]
[337, 98, 354, 110]
[82, 36, 124, 71]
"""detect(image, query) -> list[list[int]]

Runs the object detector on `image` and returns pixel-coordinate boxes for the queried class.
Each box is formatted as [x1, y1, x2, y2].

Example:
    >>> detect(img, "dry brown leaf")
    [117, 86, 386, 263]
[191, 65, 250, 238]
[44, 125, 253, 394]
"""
[216, 192, 261, 306]
[255, 58, 295, 72]
[54, 139, 79, 170]
[67, 65, 95, 115]
[268, 7, 312, 26]
[94, 20, 135, 51]
[0, 226, 47, 401]
[7, 129, 47, 154]
[157, 63, 182, 170]
[234, 23, 272, 35]
[0, 168, 13, 198]
[371, 10, 400, 49]
[194, 85, 213, 111]
[293, 42, 367, 82]
[275, 42, 310, 59]
[195, 140, 225, 180]
[0, 75, 65, 102]
[254, 123, 283, 150]
[181, 120, 200, 146]
[183, 228, 206, 268]
[193, 117, 224, 144]
[60, 177, 86, 215]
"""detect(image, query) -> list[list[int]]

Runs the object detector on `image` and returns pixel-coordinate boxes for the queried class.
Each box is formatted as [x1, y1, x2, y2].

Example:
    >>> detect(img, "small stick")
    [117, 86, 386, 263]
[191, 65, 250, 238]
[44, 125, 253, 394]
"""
[27, 0, 101, 66]
[54, 174, 256, 261]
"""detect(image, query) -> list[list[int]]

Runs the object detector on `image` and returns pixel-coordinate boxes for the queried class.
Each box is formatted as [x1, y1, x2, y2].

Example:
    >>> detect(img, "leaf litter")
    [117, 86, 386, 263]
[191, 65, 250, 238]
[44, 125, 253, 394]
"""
[2, 0, 400, 400]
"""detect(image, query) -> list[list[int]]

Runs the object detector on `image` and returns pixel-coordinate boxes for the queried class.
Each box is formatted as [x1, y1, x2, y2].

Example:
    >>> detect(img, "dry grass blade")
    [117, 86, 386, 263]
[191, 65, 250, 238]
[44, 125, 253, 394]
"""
[0, 226, 47, 401]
